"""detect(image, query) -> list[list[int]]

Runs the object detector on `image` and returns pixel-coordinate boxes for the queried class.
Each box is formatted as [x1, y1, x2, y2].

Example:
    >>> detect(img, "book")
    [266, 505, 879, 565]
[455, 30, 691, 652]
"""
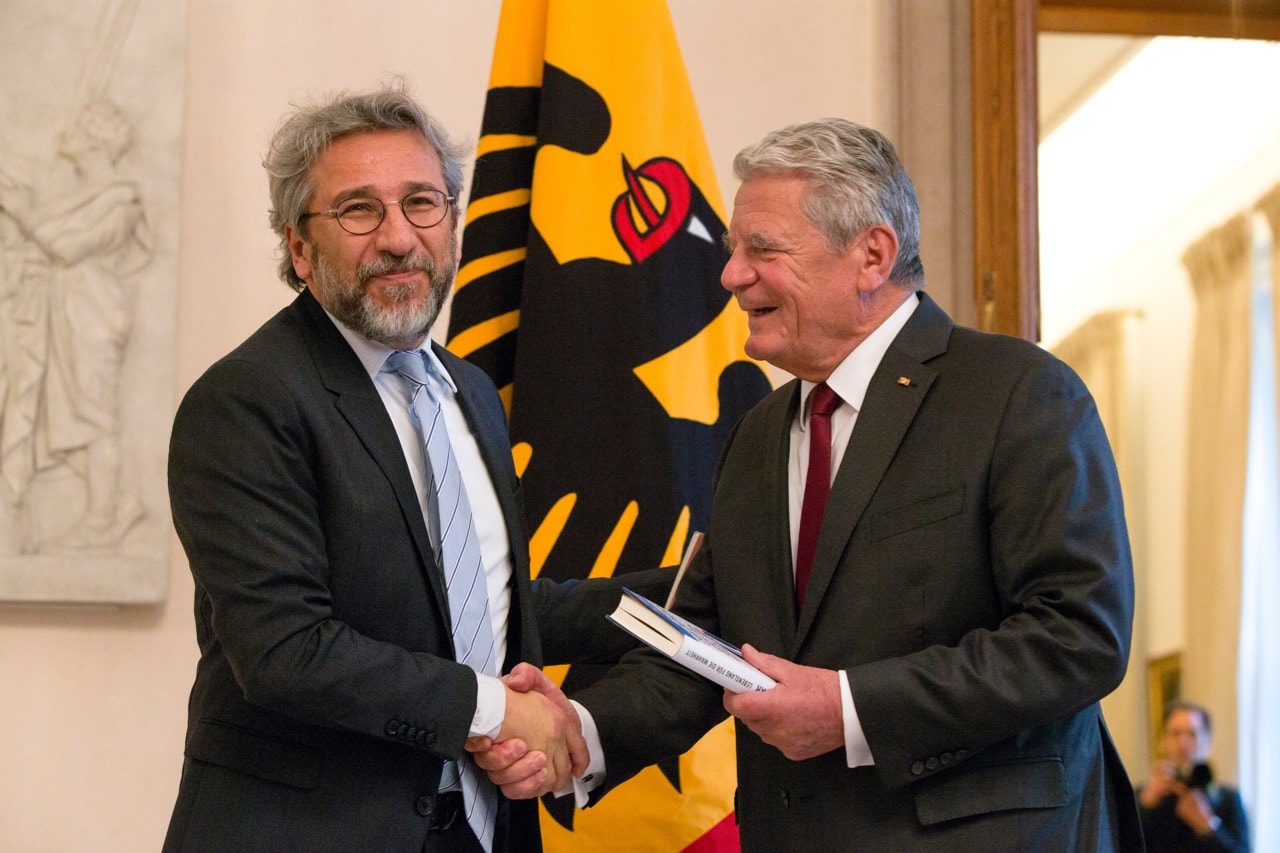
[607, 587, 776, 693]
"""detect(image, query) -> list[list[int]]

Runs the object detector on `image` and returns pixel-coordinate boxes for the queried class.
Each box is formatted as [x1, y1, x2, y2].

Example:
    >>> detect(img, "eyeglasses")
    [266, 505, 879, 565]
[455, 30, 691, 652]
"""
[300, 189, 454, 235]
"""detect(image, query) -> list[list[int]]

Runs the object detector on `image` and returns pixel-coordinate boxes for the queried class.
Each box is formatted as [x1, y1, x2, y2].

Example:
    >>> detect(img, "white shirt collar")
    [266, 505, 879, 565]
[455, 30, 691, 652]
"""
[799, 292, 919, 423]
[323, 309, 458, 394]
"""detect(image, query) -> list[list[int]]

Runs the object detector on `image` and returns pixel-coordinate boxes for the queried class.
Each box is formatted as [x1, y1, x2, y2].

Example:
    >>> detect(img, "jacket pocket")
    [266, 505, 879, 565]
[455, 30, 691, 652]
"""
[914, 757, 1068, 825]
[187, 718, 323, 790]
[868, 486, 965, 542]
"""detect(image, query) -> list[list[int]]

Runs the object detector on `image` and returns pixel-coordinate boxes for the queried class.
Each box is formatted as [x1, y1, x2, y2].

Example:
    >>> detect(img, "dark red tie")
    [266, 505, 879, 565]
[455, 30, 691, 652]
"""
[795, 383, 841, 611]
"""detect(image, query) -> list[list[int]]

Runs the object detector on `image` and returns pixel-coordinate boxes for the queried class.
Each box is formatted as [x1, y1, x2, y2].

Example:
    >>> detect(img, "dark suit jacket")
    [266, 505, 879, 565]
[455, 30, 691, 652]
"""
[164, 289, 668, 853]
[576, 293, 1143, 852]
[1139, 781, 1249, 852]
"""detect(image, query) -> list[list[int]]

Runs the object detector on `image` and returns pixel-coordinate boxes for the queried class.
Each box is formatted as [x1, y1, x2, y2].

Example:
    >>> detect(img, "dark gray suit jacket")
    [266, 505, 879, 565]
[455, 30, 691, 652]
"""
[576, 293, 1143, 852]
[164, 289, 668, 853]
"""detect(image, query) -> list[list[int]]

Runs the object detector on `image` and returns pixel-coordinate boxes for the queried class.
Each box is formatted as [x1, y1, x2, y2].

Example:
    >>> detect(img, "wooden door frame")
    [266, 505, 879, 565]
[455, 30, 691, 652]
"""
[970, 0, 1280, 342]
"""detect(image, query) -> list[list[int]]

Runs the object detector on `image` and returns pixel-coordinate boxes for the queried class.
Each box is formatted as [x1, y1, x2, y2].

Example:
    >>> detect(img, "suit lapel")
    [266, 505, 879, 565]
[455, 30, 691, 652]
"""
[435, 345, 520, 530]
[293, 291, 452, 630]
[794, 294, 951, 647]
[757, 383, 805, 653]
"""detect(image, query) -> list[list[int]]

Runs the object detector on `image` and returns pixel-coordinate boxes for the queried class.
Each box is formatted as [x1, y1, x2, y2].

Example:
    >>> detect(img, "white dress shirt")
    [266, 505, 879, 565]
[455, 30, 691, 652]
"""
[790, 292, 918, 767]
[329, 315, 509, 738]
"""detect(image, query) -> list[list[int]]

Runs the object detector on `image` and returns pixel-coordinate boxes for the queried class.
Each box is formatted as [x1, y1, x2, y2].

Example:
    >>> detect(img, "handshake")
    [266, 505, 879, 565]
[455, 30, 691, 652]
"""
[466, 645, 842, 801]
[466, 663, 586, 799]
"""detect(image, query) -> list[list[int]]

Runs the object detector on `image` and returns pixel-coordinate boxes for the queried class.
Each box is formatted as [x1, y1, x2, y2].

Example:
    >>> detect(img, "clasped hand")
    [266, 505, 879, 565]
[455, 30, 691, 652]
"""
[467, 646, 845, 800]
[466, 664, 586, 799]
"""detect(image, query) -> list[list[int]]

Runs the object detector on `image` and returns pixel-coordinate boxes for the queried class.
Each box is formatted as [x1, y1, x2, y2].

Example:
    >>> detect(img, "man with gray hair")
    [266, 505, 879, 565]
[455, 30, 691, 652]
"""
[163, 83, 669, 853]
[474, 117, 1143, 851]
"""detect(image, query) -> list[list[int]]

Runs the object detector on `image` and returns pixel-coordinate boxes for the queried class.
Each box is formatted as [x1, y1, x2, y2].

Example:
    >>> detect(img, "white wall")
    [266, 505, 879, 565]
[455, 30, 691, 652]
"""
[0, 2, 921, 850]
[1041, 135, 1280, 783]
[1040, 39, 1280, 662]
[1039, 35, 1280, 782]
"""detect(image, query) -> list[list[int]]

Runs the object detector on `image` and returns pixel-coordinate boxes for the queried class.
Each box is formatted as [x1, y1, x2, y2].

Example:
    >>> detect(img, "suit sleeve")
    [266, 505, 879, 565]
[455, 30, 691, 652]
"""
[1212, 786, 1250, 853]
[568, 439, 744, 797]
[531, 567, 675, 666]
[567, 409, 763, 797]
[848, 353, 1135, 790]
[169, 358, 476, 760]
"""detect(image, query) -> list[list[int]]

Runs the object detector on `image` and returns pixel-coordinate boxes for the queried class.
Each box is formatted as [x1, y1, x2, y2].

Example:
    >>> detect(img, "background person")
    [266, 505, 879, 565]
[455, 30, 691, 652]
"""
[1139, 700, 1250, 852]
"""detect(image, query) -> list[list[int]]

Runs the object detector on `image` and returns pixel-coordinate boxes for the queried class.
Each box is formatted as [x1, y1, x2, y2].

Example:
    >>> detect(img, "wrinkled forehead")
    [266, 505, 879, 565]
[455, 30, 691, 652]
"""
[310, 129, 444, 200]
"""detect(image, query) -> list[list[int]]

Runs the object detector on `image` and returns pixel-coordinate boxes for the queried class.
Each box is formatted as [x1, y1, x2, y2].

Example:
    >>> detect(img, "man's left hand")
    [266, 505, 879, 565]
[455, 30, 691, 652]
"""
[466, 663, 584, 799]
[1174, 786, 1219, 836]
[723, 644, 843, 761]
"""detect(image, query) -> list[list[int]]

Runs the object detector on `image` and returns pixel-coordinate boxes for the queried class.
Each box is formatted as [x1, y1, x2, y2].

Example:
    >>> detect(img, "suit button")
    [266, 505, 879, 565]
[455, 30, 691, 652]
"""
[415, 731, 428, 746]
[925, 757, 939, 771]
[416, 795, 434, 817]
[385, 719, 402, 737]
[940, 752, 954, 765]
[780, 789, 791, 808]
[426, 732, 437, 747]
[397, 723, 410, 737]
[955, 749, 970, 761]
[407, 727, 419, 740]
[910, 761, 925, 776]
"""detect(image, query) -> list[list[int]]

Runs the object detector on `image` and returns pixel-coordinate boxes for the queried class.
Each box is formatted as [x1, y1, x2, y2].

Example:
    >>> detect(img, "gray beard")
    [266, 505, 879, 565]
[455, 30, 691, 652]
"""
[312, 248, 456, 349]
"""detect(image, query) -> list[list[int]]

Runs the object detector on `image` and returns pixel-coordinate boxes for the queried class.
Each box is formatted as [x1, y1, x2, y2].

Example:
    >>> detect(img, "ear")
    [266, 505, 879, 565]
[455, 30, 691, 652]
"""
[286, 224, 313, 284]
[855, 224, 900, 293]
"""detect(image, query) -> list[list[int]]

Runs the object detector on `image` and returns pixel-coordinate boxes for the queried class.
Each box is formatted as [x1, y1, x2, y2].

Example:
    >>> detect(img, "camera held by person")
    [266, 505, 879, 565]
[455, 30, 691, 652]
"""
[1176, 761, 1213, 790]
[1138, 700, 1249, 851]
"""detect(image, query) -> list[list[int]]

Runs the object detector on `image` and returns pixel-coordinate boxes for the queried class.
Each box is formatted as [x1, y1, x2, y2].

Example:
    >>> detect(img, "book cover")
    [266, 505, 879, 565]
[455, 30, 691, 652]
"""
[608, 587, 776, 693]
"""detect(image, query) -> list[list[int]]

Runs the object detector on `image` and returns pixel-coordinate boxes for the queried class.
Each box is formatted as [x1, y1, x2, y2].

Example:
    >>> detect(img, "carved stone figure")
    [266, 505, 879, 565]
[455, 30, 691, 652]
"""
[0, 98, 151, 553]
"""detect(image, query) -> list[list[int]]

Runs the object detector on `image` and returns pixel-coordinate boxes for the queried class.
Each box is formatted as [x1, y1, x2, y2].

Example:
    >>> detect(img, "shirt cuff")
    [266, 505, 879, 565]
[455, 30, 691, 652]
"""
[471, 672, 506, 738]
[559, 700, 605, 807]
[841, 669, 875, 767]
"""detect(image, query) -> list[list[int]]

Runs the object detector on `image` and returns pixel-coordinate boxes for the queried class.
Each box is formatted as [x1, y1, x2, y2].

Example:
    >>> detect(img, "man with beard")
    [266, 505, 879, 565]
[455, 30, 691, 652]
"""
[162, 84, 670, 853]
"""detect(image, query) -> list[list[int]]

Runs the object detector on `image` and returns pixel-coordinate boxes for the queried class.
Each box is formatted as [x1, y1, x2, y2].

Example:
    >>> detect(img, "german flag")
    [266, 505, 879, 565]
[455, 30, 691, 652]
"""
[448, 1, 771, 849]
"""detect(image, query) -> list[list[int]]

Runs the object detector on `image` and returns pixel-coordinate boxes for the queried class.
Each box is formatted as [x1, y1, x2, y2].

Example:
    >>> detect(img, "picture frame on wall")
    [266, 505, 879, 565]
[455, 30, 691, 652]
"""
[1146, 651, 1183, 757]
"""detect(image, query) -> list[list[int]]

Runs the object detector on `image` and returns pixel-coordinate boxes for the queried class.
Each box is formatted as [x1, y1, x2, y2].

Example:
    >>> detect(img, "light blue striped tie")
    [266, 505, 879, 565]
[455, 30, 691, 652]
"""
[387, 350, 498, 853]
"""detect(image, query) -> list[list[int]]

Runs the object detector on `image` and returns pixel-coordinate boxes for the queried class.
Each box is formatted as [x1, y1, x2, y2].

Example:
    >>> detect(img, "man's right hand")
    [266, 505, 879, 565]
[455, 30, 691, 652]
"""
[466, 663, 585, 799]
[1138, 760, 1177, 808]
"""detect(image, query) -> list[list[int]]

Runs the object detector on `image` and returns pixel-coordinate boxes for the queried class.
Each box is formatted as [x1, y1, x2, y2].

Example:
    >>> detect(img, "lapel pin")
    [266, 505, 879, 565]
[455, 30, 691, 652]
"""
[897, 376, 912, 387]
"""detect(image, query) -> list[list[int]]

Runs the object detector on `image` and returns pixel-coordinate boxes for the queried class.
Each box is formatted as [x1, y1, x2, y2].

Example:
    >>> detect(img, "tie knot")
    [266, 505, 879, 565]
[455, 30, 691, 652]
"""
[809, 383, 840, 419]
[386, 349, 430, 387]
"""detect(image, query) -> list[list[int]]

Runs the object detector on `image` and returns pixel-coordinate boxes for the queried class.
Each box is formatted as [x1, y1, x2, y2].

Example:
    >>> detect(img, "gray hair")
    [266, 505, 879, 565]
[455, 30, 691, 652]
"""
[732, 118, 924, 288]
[263, 82, 469, 291]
